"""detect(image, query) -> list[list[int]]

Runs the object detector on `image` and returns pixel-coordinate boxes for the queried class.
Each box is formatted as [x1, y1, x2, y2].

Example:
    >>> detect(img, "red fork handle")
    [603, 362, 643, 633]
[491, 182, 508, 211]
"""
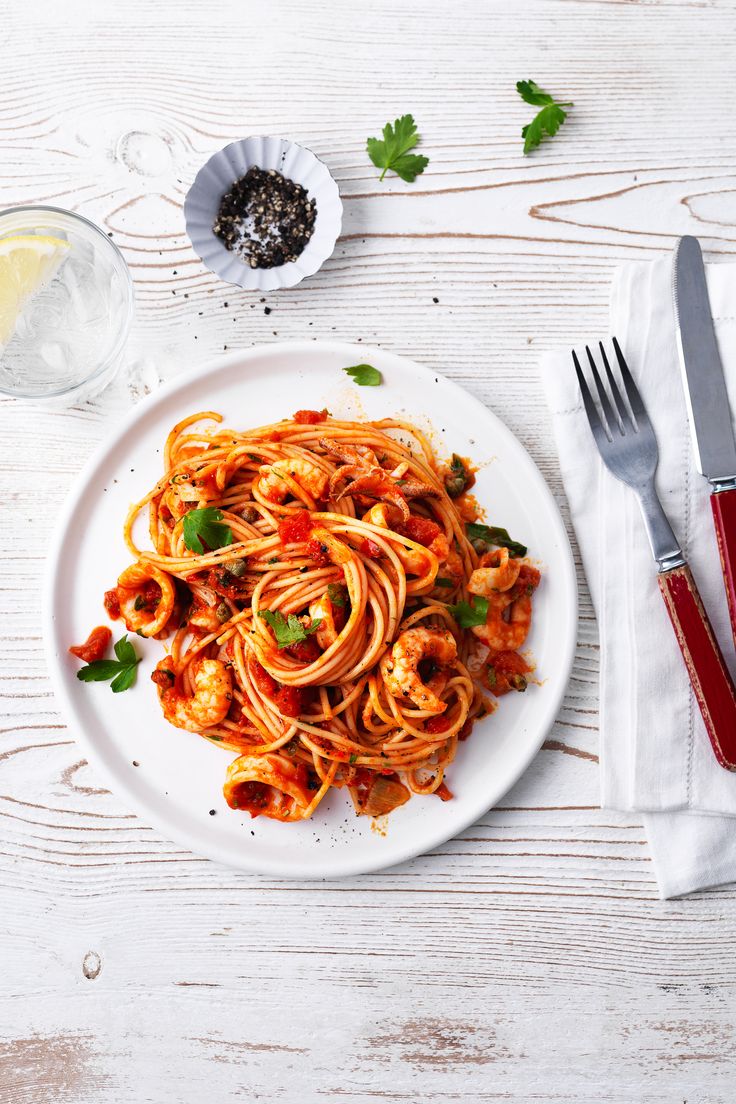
[658, 564, 736, 770]
[711, 486, 736, 649]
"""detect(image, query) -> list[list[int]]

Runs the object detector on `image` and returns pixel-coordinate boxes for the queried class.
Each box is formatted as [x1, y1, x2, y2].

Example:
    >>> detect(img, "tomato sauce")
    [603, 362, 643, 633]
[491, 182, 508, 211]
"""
[516, 563, 541, 592]
[151, 667, 175, 689]
[249, 658, 312, 717]
[293, 409, 328, 424]
[331, 600, 348, 633]
[103, 588, 121, 619]
[306, 538, 331, 566]
[458, 719, 474, 742]
[492, 651, 530, 676]
[424, 713, 452, 735]
[400, 515, 441, 547]
[69, 625, 112, 663]
[360, 538, 382, 560]
[278, 510, 313, 544]
[250, 659, 277, 696]
[274, 685, 308, 717]
[206, 567, 248, 601]
[286, 637, 321, 663]
[228, 780, 270, 812]
[141, 580, 162, 610]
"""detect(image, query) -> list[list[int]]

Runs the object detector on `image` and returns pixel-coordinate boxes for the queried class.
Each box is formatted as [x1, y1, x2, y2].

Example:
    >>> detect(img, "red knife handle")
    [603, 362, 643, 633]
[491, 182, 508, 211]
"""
[658, 565, 736, 770]
[711, 487, 736, 648]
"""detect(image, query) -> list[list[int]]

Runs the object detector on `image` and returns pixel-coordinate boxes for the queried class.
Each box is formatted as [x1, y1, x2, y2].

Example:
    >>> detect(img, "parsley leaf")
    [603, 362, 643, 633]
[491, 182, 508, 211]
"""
[466, 522, 527, 558]
[327, 583, 347, 607]
[343, 363, 382, 387]
[366, 114, 429, 183]
[114, 635, 138, 665]
[182, 507, 234, 554]
[77, 634, 141, 693]
[447, 596, 489, 629]
[516, 79, 556, 107]
[258, 610, 322, 649]
[516, 80, 572, 155]
[434, 577, 455, 588]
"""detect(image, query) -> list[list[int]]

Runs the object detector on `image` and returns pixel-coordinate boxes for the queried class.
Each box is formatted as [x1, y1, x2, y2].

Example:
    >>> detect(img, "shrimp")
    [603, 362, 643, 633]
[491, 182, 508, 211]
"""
[188, 591, 224, 633]
[363, 503, 449, 576]
[152, 656, 232, 733]
[259, 458, 328, 504]
[114, 562, 176, 637]
[223, 753, 312, 821]
[472, 593, 532, 651]
[382, 627, 457, 713]
[309, 592, 340, 650]
[166, 466, 219, 513]
[468, 548, 522, 597]
[441, 549, 464, 589]
[471, 564, 540, 650]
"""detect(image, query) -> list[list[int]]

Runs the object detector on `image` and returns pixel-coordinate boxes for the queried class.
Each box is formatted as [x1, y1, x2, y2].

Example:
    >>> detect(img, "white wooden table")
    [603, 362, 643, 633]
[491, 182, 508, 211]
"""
[3, 1, 736, 1100]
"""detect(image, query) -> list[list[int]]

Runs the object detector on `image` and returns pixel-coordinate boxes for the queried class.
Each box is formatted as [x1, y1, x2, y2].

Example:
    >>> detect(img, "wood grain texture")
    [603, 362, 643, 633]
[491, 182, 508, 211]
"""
[2, 0, 736, 1100]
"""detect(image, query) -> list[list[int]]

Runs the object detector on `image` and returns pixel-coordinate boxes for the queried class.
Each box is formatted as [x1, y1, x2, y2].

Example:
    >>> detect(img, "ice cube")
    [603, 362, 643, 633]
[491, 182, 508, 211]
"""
[39, 341, 68, 373]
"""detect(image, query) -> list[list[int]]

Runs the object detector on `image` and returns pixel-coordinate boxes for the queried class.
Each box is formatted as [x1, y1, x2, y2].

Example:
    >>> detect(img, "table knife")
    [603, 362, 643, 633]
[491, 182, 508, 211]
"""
[674, 235, 736, 647]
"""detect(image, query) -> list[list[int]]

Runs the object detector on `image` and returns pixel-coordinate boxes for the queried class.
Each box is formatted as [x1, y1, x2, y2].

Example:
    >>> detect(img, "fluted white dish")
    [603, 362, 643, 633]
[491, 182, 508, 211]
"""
[184, 137, 343, 291]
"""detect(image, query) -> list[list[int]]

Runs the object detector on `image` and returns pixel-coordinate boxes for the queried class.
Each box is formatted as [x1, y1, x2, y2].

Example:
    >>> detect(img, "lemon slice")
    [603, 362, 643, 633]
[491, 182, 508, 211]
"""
[0, 234, 71, 347]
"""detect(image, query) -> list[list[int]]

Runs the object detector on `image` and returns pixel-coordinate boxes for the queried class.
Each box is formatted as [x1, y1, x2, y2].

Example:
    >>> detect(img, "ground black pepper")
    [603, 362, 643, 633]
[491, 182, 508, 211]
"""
[213, 167, 317, 269]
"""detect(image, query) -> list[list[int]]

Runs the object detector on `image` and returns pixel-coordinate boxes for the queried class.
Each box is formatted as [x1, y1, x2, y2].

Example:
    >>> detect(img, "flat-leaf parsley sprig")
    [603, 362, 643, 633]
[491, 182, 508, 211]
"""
[447, 596, 489, 630]
[516, 80, 573, 155]
[258, 610, 323, 650]
[366, 114, 429, 183]
[182, 507, 234, 554]
[76, 634, 142, 693]
[343, 363, 382, 387]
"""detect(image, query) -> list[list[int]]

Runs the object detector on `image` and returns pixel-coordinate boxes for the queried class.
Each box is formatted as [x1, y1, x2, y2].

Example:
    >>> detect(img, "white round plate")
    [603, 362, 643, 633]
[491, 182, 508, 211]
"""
[45, 342, 577, 878]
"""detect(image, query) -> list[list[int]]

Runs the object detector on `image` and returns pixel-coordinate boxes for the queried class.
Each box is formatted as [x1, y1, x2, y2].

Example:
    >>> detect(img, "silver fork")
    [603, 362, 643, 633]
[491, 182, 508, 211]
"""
[573, 337, 736, 770]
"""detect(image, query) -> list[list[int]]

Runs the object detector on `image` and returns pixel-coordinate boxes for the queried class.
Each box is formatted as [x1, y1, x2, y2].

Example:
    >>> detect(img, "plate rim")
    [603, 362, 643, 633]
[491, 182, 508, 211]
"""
[44, 340, 578, 879]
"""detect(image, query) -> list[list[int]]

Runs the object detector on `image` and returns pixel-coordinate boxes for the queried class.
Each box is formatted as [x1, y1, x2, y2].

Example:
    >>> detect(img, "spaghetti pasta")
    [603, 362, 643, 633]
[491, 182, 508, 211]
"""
[102, 409, 541, 822]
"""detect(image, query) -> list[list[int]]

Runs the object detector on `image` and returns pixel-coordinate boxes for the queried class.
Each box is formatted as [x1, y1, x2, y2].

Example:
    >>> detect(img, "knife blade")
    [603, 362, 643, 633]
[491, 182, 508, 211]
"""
[674, 234, 736, 645]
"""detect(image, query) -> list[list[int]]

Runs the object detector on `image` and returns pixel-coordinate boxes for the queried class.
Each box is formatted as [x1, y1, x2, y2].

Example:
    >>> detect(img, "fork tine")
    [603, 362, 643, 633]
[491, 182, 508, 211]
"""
[612, 336, 648, 427]
[585, 345, 620, 437]
[572, 349, 611, 443]
[598, 341, 632, 433]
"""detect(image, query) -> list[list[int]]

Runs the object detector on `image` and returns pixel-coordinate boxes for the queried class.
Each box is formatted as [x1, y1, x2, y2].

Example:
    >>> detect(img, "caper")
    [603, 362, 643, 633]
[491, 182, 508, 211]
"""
[471, 538, 489, 555]
[215, 602, 230, 623]
[444, 474, 466, 498]
[444, 454, 469, 498]
[241, 506, 258, 523]
[228, 558, 247, 577]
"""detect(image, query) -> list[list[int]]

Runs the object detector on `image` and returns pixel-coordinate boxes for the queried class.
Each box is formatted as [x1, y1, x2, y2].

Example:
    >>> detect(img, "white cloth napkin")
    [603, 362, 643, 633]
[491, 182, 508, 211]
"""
[540, 257, 736, 899]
